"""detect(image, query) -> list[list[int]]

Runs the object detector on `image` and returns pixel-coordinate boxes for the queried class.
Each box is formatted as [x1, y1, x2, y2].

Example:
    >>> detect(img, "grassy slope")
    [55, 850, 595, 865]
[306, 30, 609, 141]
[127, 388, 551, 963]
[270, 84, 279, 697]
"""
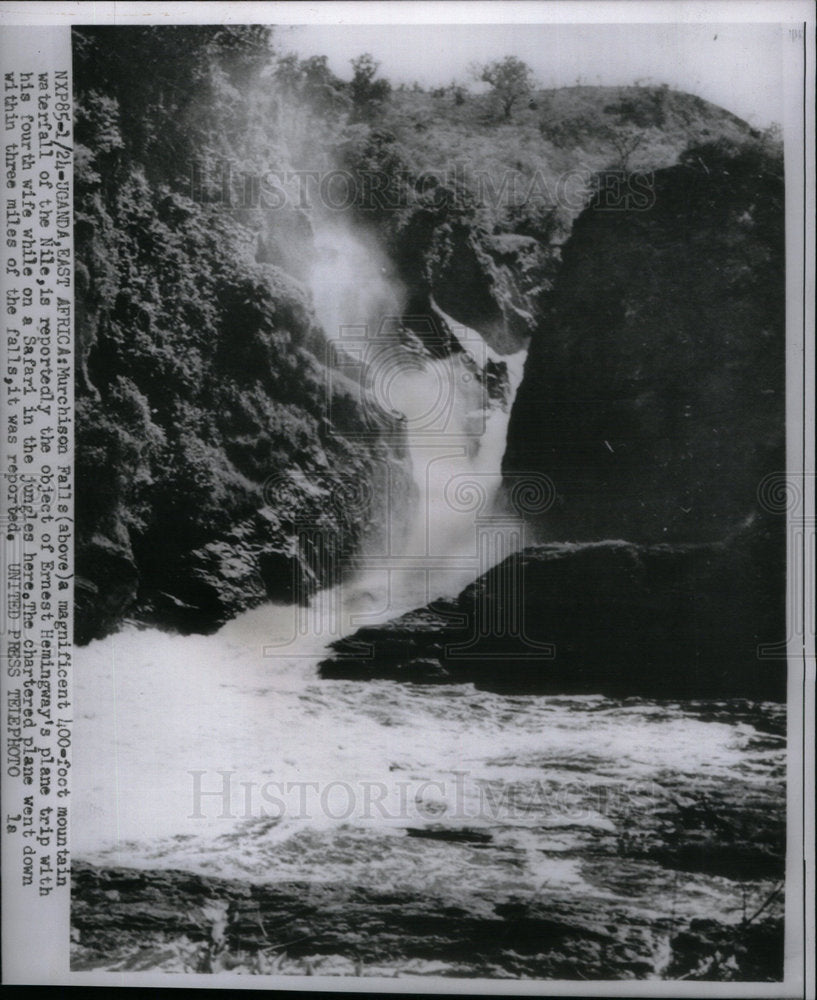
[378, 85, 753, 226]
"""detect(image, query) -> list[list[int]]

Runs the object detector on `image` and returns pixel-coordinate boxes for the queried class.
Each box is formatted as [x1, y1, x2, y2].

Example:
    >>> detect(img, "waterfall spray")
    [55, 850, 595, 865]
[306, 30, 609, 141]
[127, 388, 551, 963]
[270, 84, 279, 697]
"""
[307, 223, 528, 624]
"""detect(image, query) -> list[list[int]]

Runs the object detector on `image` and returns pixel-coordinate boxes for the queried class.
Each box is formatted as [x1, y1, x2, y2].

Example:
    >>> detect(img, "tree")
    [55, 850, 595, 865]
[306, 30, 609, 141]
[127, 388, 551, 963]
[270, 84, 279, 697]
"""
[72, 25, 276, 170]
[451, 81, 467, 106]
[602, 87, 669, 170]
[273, 52, 303, 94]
[349, 53, 391, 114]
[477, 56, 535, 119]
[275, 53, 347, 113]
[606, 125, 645, 171]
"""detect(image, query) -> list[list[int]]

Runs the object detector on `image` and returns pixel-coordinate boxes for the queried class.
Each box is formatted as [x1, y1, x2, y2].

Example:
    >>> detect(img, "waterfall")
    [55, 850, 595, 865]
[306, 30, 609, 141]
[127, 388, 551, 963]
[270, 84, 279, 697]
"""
[307, 224, 528, 626]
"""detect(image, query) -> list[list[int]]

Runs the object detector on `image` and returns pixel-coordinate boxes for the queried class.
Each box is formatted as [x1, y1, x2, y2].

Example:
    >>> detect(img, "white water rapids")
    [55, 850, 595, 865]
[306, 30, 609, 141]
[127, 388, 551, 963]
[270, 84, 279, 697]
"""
[73, 227, 784, 971]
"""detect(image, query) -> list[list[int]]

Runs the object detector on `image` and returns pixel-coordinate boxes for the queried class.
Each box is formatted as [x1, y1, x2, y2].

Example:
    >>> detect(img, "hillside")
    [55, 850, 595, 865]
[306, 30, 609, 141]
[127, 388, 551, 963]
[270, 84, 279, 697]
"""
[382, 83, 752, 214]
[332, 83, 759, 355]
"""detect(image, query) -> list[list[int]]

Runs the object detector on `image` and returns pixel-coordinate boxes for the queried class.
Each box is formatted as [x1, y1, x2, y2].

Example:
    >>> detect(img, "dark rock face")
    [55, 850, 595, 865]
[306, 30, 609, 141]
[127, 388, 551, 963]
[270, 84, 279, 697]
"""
[503, 141, 785, 544]
[665, 916, 784, 982]
[71, 861, 783, 979]
[429, 225, 551, 354]
[395, 217, 557, 356]
[134, 522, 320, 637]
[75, 535, 139, 645]
[320, 513, 785, 700]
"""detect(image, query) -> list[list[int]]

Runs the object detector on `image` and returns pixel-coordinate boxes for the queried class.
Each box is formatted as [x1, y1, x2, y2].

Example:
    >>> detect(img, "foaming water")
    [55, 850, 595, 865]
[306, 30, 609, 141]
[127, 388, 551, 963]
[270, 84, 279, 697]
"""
[73, 619, 783, 922]
[72, 243, 537, 861]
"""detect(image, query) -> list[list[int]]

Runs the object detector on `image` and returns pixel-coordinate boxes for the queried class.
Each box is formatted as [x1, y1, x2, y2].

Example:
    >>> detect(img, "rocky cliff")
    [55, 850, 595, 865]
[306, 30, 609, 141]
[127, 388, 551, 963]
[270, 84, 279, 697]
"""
[503, 138, 785, 544]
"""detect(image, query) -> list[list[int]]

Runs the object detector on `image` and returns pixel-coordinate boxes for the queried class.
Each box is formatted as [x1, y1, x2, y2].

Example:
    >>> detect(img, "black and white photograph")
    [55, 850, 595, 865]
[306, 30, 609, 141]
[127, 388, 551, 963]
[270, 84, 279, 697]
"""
[0, 0, 814, 991]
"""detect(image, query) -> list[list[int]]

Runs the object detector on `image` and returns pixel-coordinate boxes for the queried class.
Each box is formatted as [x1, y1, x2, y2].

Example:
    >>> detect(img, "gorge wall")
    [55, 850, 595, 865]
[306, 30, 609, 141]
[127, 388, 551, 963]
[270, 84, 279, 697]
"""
[503, 139, 785, 545]
[72, 28, 416, 643]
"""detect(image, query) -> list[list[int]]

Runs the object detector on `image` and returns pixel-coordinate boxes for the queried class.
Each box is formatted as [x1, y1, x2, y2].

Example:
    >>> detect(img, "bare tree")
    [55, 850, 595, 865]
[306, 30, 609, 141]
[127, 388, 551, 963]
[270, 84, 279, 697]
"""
[607, 124, 646, 171]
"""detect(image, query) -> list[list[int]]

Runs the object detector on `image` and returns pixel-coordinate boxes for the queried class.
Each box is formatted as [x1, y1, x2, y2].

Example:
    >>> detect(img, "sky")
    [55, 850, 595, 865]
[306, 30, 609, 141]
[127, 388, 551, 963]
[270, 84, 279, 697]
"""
[0, 3, 790, 128]
[279, 22, 784, 128]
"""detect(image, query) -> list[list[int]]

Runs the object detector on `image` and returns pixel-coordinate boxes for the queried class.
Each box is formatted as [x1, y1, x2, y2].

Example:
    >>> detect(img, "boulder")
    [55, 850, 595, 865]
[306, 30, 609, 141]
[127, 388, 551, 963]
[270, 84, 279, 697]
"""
[428, 224, 553, 354]
[320, 512, 785, 700]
